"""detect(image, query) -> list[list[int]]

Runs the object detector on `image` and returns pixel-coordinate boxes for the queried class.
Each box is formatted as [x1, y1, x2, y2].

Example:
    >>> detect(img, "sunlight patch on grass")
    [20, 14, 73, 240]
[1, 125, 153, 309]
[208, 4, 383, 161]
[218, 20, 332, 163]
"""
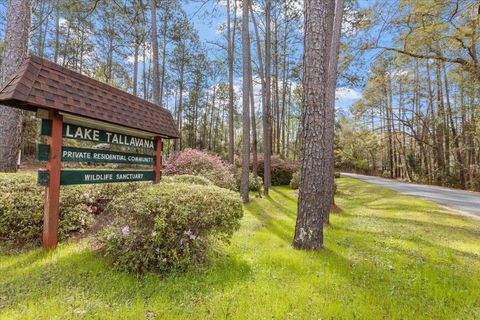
[0, 177, 479, 319]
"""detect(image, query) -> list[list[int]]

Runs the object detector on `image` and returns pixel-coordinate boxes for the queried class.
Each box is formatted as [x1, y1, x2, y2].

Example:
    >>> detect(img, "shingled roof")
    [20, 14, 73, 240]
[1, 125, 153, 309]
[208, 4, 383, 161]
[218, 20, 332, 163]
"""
[0, 55, 179, 138]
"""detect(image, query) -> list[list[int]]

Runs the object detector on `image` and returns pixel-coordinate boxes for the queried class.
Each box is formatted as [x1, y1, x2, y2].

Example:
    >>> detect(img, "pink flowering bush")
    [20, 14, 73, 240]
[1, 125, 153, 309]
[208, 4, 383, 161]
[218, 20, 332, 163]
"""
[164, 149, 237, 190]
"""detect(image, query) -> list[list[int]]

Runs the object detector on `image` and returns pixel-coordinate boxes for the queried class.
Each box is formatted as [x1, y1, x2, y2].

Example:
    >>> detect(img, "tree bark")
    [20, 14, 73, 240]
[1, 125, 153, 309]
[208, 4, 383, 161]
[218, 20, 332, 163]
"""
[227, 0, 235, 163]
[293, 0, 335, 250]
[250, 64, 258, 177]
[325, 0, 344, 217]
[263, 0, 272, 196]
[150, 0, 160, 105]
[0, 0, 31, 172]
[241, 0, 251, 203]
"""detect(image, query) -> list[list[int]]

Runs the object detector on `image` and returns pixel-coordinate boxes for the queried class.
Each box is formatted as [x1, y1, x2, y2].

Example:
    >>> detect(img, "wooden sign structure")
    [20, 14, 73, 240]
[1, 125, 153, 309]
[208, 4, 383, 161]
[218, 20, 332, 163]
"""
[0, 55, 179, 249]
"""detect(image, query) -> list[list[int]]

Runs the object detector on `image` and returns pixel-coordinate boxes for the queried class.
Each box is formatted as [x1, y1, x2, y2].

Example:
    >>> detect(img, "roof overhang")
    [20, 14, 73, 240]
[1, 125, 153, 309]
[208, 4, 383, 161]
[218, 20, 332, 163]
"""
[0, 55, 179, 139]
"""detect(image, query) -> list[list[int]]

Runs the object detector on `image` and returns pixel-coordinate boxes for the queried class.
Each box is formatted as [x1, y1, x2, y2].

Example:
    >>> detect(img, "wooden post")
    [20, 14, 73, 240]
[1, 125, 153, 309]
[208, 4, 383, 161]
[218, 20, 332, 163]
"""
[154, 137, 162, 184]
[42, 110, 63, 249]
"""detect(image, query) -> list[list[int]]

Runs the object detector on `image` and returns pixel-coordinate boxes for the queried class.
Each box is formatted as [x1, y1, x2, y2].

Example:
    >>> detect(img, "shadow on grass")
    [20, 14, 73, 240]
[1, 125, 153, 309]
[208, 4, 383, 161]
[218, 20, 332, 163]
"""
[246, 200, 293, 243]
[0, 242, 252, 313]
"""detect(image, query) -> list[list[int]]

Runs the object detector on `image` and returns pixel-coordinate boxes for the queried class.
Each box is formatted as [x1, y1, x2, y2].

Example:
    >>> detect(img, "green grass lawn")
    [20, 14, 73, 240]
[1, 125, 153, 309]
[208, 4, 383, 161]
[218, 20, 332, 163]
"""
[1, 177, 479, 319]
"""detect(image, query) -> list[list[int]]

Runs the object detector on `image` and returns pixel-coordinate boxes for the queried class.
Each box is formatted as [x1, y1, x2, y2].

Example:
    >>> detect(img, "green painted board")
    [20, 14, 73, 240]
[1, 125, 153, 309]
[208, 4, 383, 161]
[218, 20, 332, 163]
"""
[38, 170, 155, 186]
[41, 119, 156, 150]
[37, 144, 155, 165]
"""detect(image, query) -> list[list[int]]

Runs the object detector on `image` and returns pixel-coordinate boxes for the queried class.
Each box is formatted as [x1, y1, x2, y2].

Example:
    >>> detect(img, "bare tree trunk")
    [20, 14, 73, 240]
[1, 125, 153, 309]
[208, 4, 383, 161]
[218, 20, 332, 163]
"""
[263, 0, 272, 195]
[0, 0, 31, 172]
[150, 0, 160, 105]
[227, 0, 236, 163]
[241, 0, 251, 203]
[250, 2, 264, 177]
[280, 14, 288, 159]
[133, 42, 139, 96]
[250, 67, 258, 177]
[54, 0, 60, 63]
[142, 43, 148, 100]
[442, 62, 465, 188]
[273, 16, 280, 155]
[293, 0, 335, 250]
[325, 0, 344, 217]
[159, 10, 168, 104]
[175, 48, 186, 151]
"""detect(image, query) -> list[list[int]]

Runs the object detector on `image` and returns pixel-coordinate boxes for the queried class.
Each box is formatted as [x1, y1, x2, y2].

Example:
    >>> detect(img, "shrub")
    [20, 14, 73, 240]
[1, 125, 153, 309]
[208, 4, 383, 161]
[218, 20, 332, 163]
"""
[257, 155, 298, 186]
[290, 172, 338, 194]
[235, 171, 263, 193]
[0, 173, 96, 244]
[164, 149, 237, 190]
[162, 174, 213, 186]
[249, 174, 263, 193]
[290, 171, 300, 189]
[100, 182, 243, 274]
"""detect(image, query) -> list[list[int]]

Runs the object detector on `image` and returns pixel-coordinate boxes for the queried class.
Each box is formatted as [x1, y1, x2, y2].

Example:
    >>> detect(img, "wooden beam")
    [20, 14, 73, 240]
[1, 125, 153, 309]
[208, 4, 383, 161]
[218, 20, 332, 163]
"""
[42, 110, 63, 250]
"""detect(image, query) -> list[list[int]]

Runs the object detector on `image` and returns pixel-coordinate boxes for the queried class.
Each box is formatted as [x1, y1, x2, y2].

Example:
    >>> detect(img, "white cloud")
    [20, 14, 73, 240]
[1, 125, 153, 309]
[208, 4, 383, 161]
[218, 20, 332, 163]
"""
[127, 45, 152, 64]
[59, 17, 68, 28]
[335, 87, 361, 101]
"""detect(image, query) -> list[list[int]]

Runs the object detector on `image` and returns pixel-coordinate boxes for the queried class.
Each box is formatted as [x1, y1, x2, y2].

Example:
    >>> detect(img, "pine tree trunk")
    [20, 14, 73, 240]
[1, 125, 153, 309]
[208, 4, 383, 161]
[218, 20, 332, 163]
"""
[160, 14, 168, 104]
[0, 0, 31, 172]
[150, 0, 160, 105]
[263, 0, 272, 196]
[227, 0, 235, 163]
[133, 42, 139, 96]
[54, 0, 60, 63]
[293, 0, 335, 250]
[280, 15, 288, 159]
[325, 0, 344, 217]
[250, 65, 258, 177]
[241, 0, 251, 203]
[175, 50, 185, 151]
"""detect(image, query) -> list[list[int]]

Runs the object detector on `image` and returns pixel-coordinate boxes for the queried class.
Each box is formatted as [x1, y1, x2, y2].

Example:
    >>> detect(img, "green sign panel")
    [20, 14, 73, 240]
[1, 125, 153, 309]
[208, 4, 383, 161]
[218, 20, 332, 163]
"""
[38, 170, 156, 186]
[41, 119, 156, 150]
[37, 144, 155, 165]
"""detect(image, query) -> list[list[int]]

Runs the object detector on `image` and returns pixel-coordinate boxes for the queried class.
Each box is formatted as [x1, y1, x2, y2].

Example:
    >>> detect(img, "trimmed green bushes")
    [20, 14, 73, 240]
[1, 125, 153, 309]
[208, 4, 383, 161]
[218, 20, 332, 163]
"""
[0, 173, 95, 244]
[162, 174, 213, 186]
[0, 173, 147, 245]
[257, 155, 297, 186]
[289, 171, 300, 189]
[100, 182, 243, 273]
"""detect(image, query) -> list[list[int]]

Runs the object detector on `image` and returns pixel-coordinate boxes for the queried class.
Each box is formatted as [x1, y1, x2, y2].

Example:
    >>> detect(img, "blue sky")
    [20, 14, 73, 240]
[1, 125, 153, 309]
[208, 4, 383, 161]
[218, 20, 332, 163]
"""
[182, 0, 365, 111]
[0, 0, 366, 110]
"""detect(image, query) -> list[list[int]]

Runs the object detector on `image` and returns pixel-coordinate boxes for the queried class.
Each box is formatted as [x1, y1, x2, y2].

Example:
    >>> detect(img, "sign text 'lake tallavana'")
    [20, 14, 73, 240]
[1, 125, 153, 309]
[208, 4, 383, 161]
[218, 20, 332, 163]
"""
[41, 119, 156, 150]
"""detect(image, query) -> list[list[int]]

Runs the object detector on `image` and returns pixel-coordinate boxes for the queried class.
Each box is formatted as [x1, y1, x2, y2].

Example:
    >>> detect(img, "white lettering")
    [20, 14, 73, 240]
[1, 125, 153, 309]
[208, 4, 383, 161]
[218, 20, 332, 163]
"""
[92, 130, 100, 141]
[65, 125, 74, 138]
[74, 127, 84, 139]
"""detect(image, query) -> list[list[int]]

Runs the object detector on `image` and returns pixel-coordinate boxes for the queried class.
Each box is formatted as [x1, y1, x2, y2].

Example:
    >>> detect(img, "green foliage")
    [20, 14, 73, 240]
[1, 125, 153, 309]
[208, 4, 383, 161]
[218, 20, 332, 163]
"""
[100, 182, 243, 274]
[248, 174, 263, 193]
[235, 172, 263, 193]
[0, 174, 149, 246]
[289, 171, 300, 189]
[162, 174, 213, 186]
[257, 155, 298, 186]
[289, 172, 338, 194]
[0, 173, 94, 245]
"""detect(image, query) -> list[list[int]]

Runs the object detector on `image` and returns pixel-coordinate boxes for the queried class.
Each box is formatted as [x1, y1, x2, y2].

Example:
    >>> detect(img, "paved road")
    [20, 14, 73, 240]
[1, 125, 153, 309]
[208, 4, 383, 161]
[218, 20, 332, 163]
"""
[342, 173, 480, 220]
